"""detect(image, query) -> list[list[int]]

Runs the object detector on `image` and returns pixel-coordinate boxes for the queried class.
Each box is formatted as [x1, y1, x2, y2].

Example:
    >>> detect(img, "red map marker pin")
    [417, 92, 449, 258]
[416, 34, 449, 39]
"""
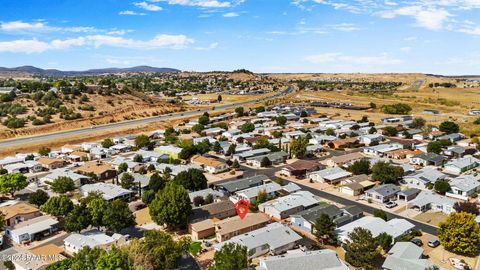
[234, 199, 251, 220]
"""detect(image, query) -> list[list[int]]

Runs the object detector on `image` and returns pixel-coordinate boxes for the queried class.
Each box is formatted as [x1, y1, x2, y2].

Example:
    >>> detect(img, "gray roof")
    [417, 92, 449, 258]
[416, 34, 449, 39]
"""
[257, 249, 348, 270]
[445, 155, 480, 169]
[64, 229, 123, 249]
[450, 175, 480, 192]
[405, 168, 445, 184]
[259, 191, 319, 214]
[382, 242, 445, 270]
[118, 172, 149, 188]
[188, 188, 223, 201]
[412, 152, 446, 163]
[398, 188, 421, 197]
[216, 222, 302, 254]
[247, 151, 288, 162]
[292, 204, 341, 224]
[366, 184, 400, 197]
[217, 174, 269, 193]
[80, 183, 132, 200]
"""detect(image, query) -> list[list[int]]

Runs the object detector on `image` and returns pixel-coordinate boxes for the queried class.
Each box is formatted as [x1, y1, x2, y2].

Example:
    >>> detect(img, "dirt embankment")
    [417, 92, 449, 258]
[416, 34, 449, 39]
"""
[0, 92, 183, 140]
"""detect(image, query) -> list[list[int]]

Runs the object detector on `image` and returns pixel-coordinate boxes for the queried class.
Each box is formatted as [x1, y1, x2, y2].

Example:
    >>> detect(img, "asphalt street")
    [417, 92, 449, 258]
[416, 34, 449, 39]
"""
[238, 160, 439, 236]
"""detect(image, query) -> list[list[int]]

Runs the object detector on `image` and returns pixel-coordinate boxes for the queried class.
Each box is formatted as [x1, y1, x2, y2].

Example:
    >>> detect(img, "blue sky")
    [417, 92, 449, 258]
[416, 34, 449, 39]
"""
[0, 0, 479, 74]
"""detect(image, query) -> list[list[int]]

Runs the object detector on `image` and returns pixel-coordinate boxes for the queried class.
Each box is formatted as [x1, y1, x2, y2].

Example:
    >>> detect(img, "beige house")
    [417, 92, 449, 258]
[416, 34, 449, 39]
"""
[215, 213, 269, 242]
[0, 203, 41, 227]
[191, 155, 229, 174]
[189, 219, 216, 240]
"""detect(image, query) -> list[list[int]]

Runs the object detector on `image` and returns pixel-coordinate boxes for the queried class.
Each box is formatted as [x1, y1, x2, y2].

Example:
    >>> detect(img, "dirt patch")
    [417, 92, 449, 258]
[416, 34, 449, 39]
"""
[414, 211, 449, 227]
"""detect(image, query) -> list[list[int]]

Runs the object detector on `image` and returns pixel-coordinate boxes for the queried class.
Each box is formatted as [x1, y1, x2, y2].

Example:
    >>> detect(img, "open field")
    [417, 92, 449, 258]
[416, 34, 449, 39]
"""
[289, 87, 480, 135]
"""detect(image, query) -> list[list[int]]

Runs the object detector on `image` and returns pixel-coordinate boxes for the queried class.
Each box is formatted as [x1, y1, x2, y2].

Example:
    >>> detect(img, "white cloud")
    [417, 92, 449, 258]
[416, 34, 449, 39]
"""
[195, 42, 219, 50]
[379, 6, 451, 30]
[151, 0, 233, 8]
[305, 52, 403, 65]
[0, 34, 194, 53]
[0, 20, 98, 33]
[331, 23, 359, 32]
[119, 10, 146, 15]
[0, 21, 45, 31]
[223, 12, 239, 17]
[400, 46, 411, 52]
[134, 1, 163, 11]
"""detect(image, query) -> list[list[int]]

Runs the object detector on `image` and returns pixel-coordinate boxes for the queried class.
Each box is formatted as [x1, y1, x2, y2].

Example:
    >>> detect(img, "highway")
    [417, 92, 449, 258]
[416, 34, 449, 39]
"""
[0, 86, 293, 149]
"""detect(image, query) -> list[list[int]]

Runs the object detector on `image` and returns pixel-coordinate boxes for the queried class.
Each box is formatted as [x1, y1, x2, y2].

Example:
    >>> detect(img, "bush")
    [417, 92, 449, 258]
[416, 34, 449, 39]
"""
[381, 103, 412, 114]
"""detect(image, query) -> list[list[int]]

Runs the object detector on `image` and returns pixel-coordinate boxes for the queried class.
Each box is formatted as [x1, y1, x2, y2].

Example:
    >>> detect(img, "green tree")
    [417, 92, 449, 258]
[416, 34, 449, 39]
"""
[343, 227, 379, 269]
[371, 161, 404, 184]
[51, 176, 75, 194]
[134, 134, 152, 149]
[276, 116, 287, 126]
[240, 122, 255, 133]
[142, 189, 156, 205]
[192, 123, 205, 134]
[70, 247, 105, 270]
[427, 141, 443, 154]
[101, 138, 114, 148]
[232, 160, 240, 169]
[373, 209, 388, 221]
[217, 94, 222, 102]
[120, 173, 135, 189]
[313, 214, 337, 246]
[255, 106, 265, 113]
[226, 144, 236, 156]
[382, 126, 398, 136]
[130, 154, 141, 163]
[28, 189, 49, 207]
[41, 195, 74, 217]
[290, 137, 308, 158]
[125, 230, 189, 270]
[439, 121, 460, 134]
[102, 199, 134, 232]
[149, 173, 165, 192]
[260, 157, 272, 167]
[325, 128, 335, 136]
[235, 107, 244, 117]
[368, 126, 377, 134]
[87, 198, 108, 228]
[434, 180, 451, 194]
[149, 182, 192, 229]
[376, 232, 392, 251]
[199, 115, 210, 125]
[438, 212, 480, 256]
[38, 146, 51, 156]
[173, 169, 207, 191]
[96, 247, 133, 270]
[348, 159, 371, 175]
[213, 141, 222, 153]
[117, 162, 128, 173]
[64, 204, 91, 232]
[412, 117, 427, 129]
[0, 173, 28, 196]
[209, 243, 248, 270]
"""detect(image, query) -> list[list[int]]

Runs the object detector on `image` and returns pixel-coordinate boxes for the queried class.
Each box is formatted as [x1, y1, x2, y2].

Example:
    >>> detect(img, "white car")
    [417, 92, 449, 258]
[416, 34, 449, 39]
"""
[385, 201, 398, 209]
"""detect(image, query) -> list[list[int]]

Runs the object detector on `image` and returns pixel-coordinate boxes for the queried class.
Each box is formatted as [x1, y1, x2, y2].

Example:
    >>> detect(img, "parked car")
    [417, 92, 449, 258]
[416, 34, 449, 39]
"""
[411, 238, 423, 247]
[428, 239, 440, 248]
[385, 201, 398, 209]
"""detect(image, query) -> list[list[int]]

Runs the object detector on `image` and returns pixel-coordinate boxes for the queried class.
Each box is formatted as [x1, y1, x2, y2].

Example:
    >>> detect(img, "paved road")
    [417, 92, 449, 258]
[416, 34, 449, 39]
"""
[237, 161, 439, 236]
[0, 86, 293, 149]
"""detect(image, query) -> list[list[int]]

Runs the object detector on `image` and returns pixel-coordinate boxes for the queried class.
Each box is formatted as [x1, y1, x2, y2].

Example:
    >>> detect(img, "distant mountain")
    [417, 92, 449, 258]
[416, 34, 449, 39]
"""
[0, 66, 181, 76]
